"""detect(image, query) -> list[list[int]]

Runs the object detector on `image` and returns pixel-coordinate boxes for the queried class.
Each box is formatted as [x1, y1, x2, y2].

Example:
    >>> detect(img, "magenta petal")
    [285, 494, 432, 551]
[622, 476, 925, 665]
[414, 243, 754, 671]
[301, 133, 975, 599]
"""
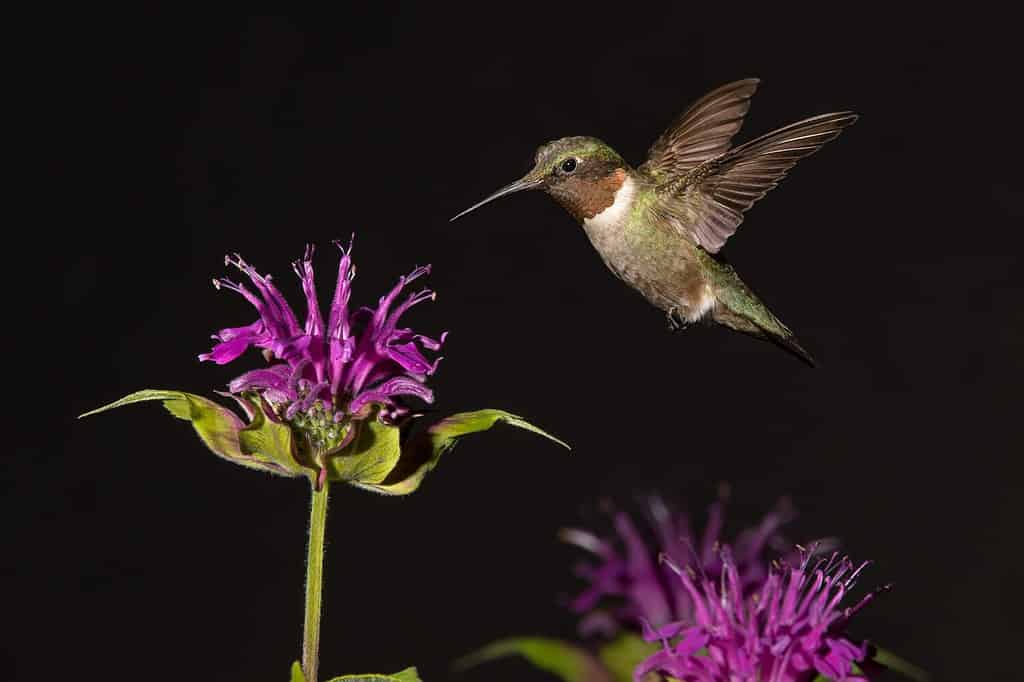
[327, 236, 355, 341]
[212, 320, 266, 344]
[298, 381, 330, 412]
[199, 337, 250, 365]
[641, 619, 687, 642]
[386, 339, 440, 375]
[577, 611, 619, 638]
[561, 528, 615, 558]
[293, 244, 325, 337]
[328, 337, 353, 394]
[370, 268, 417, 332]
[348, 376, 434, 415]
[813, 648, 847, 680]
[228, 365, 293, 395]
[413, 331, 447, 351]
[199, 321, 265, 364]
[700, 500, 726, 566]
[633, 648, 687, 682]
[343, 351, 381, 397]
[733, 498, 796, 565]
[380, 281, 434, 337]
[226, 254, 301, 338]
[615, 513, 673, 627]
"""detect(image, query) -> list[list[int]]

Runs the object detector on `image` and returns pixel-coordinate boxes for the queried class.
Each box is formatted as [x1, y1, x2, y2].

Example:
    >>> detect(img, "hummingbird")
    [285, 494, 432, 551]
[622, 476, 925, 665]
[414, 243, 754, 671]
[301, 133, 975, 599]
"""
[451, 79, 857, 365]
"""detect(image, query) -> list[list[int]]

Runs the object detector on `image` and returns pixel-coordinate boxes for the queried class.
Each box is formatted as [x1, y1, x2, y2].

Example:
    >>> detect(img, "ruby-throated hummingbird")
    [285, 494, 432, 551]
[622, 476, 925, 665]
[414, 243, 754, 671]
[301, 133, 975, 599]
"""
[451, 79, 857, 365]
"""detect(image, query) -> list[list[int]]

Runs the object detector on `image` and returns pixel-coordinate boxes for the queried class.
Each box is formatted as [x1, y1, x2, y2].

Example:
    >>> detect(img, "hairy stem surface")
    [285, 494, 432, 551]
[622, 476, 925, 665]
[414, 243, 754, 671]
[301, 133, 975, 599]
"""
[302, 480, 329, 682]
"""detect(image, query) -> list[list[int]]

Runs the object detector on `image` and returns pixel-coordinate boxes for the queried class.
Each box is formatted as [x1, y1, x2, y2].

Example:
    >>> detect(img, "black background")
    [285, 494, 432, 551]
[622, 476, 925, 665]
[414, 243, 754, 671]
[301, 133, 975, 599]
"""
[16, 7, 1022, 682]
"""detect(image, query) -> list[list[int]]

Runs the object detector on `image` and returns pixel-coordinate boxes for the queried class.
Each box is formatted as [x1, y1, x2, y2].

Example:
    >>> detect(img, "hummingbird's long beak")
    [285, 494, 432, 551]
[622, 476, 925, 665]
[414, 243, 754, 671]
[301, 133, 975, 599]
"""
[450, 174, 543, 222]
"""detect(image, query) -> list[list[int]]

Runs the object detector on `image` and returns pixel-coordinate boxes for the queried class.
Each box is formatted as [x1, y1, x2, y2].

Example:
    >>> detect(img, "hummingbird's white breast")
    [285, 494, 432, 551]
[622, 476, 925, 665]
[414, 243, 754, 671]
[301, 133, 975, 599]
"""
[581, 173, 716, 323]
[580, 175, 643, 287]
[583, 175, 637, 233]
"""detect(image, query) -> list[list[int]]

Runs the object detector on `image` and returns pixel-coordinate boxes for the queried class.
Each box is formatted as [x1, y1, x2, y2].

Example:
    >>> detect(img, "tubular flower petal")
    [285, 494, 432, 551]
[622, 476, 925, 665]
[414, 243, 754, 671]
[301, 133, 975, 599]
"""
[635, 545, 888, 682]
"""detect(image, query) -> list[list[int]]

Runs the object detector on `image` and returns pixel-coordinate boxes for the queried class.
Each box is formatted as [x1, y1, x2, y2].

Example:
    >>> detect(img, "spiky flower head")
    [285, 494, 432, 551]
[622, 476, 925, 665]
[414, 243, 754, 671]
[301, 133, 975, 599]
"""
[80, 237, 566, 492]
[201, 239, 444, 444]
[635, 546, 888, 682]
[562, 496, 800, 637]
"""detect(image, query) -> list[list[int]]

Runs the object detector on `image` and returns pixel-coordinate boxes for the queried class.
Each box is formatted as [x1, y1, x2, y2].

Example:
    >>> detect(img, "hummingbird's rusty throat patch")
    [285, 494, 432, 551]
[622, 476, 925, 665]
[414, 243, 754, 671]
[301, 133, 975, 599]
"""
[551, 167, 627, 222]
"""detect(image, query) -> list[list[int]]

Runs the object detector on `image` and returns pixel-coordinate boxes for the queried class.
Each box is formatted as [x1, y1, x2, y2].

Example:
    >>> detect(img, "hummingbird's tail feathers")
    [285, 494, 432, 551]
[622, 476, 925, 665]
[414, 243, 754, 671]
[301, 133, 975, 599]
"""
[654, 111, 858, 254]
[711, 301, 817, 367]
[705, 257, 817, 367]
[767, 330, 817, 368]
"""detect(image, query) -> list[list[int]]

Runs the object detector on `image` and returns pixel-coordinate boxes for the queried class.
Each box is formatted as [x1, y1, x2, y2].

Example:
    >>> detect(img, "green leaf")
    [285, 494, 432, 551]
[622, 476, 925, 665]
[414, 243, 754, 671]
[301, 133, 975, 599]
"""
[873, 646, 930, 681]
[597, 634, 658, 682]
[235, 394, 306, 474]
[326, 417, 403, 485]
[291, 661, 307, 682]
[79, 389, 300, 476]
[324, 668, 422, 682]
[454, 637, 610, 682]
[361, 409, 570, 495]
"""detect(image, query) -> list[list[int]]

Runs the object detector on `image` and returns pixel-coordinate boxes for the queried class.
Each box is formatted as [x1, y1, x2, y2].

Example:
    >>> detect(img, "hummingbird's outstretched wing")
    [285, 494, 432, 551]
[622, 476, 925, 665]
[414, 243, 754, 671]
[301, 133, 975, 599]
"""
[639, 78, 760, 182]
[650, 112, 858, 253]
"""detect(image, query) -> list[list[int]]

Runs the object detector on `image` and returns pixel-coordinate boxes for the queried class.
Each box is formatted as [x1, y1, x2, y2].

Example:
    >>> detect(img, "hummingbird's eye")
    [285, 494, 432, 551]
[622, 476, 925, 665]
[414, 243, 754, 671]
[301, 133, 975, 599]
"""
[560, 157, 578, 174]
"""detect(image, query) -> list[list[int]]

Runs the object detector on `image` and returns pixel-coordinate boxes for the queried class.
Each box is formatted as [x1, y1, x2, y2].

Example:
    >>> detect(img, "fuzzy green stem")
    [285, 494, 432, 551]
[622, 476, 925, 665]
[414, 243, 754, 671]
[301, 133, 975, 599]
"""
[302, 480, 329, 682]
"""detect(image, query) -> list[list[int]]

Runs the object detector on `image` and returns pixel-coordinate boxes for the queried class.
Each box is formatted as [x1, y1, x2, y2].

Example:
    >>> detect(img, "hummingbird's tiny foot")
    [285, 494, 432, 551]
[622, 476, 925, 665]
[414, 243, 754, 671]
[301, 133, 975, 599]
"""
[666, 307, 690, 332]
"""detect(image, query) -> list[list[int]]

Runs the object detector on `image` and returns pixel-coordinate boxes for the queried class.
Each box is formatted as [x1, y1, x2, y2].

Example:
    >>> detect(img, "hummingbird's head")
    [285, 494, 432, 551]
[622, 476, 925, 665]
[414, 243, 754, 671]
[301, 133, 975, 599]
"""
[451, 136, 628, 223]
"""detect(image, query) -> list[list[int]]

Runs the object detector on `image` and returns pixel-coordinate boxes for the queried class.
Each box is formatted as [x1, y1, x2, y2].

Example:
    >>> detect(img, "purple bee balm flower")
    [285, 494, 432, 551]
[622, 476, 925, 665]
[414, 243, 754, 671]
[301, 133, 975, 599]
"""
[635, 546, 888, 682]
[200, 238, 446, 438]
[81, 236, 567, 494]
[562, 496, 803, 638]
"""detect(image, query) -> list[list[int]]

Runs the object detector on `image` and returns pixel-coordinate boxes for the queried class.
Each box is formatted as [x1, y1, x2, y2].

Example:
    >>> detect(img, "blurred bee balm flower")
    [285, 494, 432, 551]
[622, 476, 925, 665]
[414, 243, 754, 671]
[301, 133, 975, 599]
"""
[458, 498, 925, 682]
[562, 496, 803, 637]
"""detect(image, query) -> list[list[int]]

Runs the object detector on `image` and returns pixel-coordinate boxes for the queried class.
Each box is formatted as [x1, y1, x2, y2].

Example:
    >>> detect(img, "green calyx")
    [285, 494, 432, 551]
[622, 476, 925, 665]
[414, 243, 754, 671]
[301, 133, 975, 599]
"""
[80, 390, 568, 494]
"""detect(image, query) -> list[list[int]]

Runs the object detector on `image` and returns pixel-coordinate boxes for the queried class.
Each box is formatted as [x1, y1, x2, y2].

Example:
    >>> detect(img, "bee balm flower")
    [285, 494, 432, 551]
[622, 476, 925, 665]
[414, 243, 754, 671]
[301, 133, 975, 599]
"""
[201, 240, 444, 432]
[461, 502, 922, 682]
[81, 238, 566, 492]
[562, 496, 801, 636]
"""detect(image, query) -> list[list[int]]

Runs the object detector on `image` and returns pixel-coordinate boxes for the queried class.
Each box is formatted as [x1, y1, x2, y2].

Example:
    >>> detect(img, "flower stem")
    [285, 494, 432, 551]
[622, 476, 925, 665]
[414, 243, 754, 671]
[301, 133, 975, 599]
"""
[302, 480, 329, 682]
